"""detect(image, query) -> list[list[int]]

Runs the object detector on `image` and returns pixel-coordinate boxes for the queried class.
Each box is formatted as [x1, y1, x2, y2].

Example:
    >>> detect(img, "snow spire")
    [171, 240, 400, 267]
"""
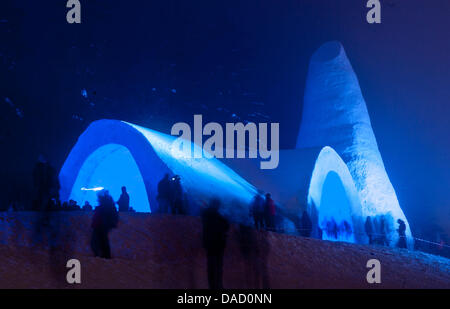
[297, 41, 413, 248]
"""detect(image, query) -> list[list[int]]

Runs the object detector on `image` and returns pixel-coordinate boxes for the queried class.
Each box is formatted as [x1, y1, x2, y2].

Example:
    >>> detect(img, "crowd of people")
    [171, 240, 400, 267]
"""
[320, 218, 353, 241]
[364, 215, 408, 249]
[30, 156, 135, 213]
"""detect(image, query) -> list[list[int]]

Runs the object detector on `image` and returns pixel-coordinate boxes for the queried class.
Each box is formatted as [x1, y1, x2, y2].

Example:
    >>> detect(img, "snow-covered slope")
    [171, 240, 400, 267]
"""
[0, 212, 447, 288]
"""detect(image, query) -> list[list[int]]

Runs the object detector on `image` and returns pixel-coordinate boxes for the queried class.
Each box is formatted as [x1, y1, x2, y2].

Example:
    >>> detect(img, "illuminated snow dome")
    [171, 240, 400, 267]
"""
[59, 119, 256, 220]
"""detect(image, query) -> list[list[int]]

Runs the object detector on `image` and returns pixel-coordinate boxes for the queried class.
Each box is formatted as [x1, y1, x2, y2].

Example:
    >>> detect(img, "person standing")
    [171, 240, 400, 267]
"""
[201, 198, 229, 289]
[250, 193, 264, 230]
[379, 217, 389, 246]
[397, 219, 407, 249]
[117, 186, 130, 212]
[264, 193, 276, 231]
[365, 216, 374, 245]
[157, 174, 171, 213]
[91, 191, 119, 259]
[170, 175, 184, 215]
[32, 155, 60, 212]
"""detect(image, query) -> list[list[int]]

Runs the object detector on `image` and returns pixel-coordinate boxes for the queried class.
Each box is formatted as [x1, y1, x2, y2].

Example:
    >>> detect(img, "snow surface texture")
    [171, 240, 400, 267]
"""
[296, 41, 412, 248]
[59, 120, 256, 221]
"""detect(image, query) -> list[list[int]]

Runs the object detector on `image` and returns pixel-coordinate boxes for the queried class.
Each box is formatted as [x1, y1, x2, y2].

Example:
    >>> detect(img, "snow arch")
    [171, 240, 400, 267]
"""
[59, 120, 172, 212]
[59, 119, 256, 216]
[307, 147, 364, 243]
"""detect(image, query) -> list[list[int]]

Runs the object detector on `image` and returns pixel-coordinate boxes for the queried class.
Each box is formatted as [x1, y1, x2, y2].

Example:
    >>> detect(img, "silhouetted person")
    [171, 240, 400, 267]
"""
[237, 223, 270, 288]
[331, 218, 338, 239]
[250, 193, 264, 230]
[365, 216, 374, 244]
[379, 217, 389, 246]
[62, 201, 69, 211]
[157, 174, 171, 213]
[91, 191, 119, 259]
[117, 186, 130, 212]
[300, 210, 312, 237]
[342, 220, 352, 239]
[68, 199, 80, 210]
[82, 201, 93, 211]
[201, 198, 229, 289]
[317, 226, 323, 239]
[397, 219, 407, 249]
[170, 175, 184, 214]
[32, 155, 60, 211]
[264, 193, 276, 231]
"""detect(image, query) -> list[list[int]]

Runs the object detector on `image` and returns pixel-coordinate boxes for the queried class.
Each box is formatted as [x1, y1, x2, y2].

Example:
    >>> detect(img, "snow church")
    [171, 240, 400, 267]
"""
[59, 41, 413, 248]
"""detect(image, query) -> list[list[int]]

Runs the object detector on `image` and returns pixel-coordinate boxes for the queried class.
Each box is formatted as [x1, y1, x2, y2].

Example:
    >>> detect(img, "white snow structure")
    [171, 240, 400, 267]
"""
[296, 41, 412, 248]
[60, 41, 412, 249]
[223, 147, 366, 243]
[59, 119, 256, 221]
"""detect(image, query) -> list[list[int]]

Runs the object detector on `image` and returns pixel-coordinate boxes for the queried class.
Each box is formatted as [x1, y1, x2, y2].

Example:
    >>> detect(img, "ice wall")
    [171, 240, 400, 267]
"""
[296, 41, 412, 248]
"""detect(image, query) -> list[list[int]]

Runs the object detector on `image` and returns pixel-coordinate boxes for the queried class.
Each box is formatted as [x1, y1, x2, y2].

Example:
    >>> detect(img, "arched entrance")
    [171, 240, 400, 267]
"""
[69, 143, 151, 212]
[318, 171, 355, 242]
[307, 147, 364, 244]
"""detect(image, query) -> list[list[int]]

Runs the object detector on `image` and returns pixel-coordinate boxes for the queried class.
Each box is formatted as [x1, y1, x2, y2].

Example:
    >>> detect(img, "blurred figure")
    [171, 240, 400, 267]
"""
[91, 191, 119, 259]
[342, 220, 353, 239]
[300, 210, 312, 237]
[250, 192, 264, 230]
[117, 186, 130, 212]
[397, 219, 407, 249]
[68, 199, 80, 210]
[331, 218, 338, 239]
[264, 193, 276, 231]
[365, 216, 374, 245]
[237, 223, 270, 288]
[379, 217, 389, 246]
[157, 174, 171, 213]
[201, 198, 229, 289]
[32, 155, 60, 211]
[170, 175, 184, 215]
[61, 201, 69, 211]
[82, 201, 93, 211]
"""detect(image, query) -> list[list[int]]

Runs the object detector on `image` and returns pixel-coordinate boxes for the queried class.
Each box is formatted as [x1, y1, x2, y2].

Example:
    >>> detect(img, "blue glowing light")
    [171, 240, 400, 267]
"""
[80, 186, 104, 191]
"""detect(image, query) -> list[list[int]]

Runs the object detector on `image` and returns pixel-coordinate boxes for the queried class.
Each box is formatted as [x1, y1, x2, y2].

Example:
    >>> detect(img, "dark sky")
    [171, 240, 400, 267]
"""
[1, 0, 449, 236]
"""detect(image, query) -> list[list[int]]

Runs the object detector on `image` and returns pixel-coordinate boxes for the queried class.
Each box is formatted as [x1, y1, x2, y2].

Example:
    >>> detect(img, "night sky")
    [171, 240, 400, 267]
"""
[1, 1, 449, 238]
